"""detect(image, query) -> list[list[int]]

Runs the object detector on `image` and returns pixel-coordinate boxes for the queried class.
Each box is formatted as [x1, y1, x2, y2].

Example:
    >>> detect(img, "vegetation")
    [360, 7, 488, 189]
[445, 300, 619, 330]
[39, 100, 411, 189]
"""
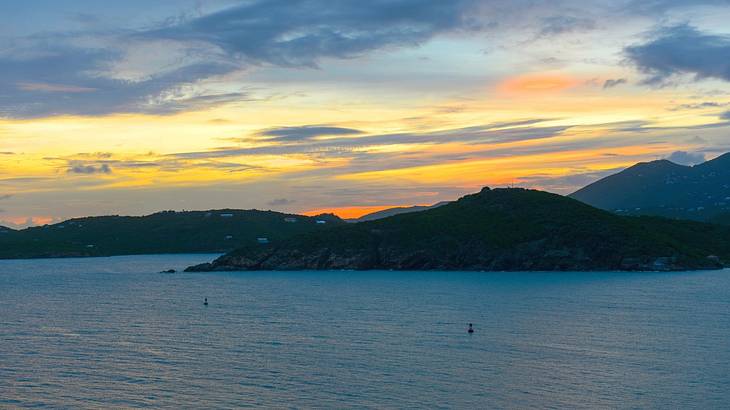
[189, 188, 730, 272]
[0, 210, 343, 259]
[570, 153, 730, 221]
[710, 212, 730, 226]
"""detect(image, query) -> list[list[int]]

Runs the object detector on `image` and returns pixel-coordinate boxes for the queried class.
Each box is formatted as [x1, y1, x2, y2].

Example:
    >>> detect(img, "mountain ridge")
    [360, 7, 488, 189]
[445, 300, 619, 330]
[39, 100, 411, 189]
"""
[570, 153, 730, 220]
[347, 201, 450, 222]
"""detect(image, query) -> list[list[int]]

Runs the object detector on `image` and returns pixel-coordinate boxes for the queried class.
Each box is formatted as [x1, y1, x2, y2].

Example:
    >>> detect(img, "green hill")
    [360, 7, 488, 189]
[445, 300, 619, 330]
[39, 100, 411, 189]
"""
[570, 153, 730, 221]
[188, 188, 730, 272]
[0, 210, 344, 259]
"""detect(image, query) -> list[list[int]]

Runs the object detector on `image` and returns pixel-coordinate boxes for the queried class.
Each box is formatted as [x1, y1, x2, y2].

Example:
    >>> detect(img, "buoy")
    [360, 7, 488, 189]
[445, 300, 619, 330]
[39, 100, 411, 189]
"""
[468, 323, 474, 334]
[204, 297, 208, 306]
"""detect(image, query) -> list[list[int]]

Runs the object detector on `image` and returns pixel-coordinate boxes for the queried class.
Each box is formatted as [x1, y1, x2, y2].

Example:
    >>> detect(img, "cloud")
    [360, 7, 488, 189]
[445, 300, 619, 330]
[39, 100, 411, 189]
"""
[68, 163, 112, 175]
[0, 1, 483, 118]
[267, 198, 296, 206]
[666, 150, 706, 165]
[603, 78, 627, 89]
[687, 135, 707, 144]
[519, 168, 625, 194]
[76, 152, 114, 159]
[538, 15, 596, 37]
[172, 120, 567, 159]
[146, 90, 255, 114]
[17, 82, 97, 93]
[0, 194, 12, 200]
[625, 24, 730, 85]
[624, 0, 730, 14]
[257, 125, 363, 142]
[669, 101, 728, 111]
[71, 12, 103, 25]
[610, 117, 730, 132]
[143, 0, 481, 68]
[0, 40, 235, 117]
[5, 1, 728, 119]
[52, 152, 264, 177]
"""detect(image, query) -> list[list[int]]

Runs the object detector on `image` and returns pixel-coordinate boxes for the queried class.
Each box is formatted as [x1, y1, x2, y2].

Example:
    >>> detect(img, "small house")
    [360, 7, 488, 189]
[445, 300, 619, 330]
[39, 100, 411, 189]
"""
[257, 237, 269, 244]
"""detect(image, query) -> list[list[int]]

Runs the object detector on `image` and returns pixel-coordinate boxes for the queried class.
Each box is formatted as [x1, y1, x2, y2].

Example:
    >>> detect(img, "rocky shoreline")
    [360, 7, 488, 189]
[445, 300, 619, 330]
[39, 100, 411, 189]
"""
[185, 247, 724, 272]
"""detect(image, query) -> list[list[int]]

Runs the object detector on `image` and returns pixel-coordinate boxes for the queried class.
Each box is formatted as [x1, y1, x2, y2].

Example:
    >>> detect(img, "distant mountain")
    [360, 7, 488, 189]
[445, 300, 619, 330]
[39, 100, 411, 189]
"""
[349, 202, 450, 222]
[187, 188, 730, 272]
[0, 210, 344, 259]
[570, 153, 730, 220]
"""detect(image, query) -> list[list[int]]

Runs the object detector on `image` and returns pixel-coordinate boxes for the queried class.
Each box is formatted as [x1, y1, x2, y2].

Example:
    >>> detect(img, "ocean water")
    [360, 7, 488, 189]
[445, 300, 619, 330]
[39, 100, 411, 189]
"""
[1, 255, 729, 409]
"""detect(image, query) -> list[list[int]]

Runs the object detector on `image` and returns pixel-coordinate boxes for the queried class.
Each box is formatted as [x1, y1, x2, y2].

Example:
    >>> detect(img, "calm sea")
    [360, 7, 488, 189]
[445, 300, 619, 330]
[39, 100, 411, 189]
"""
[1, 254, 729, 408]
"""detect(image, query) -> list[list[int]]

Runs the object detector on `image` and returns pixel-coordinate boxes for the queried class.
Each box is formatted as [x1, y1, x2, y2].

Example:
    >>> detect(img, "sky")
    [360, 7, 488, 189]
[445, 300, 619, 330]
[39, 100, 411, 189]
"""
[2, 0, 730, 227]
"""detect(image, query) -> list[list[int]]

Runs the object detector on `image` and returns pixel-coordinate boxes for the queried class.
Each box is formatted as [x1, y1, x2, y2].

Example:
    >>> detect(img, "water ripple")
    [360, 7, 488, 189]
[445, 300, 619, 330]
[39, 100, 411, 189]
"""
[1, 255, 729, 408]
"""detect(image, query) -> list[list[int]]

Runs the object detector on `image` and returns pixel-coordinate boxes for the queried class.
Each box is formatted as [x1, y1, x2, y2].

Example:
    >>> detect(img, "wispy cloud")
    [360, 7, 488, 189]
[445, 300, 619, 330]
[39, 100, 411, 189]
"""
[623, 0, 730, 14]
[172, 121, 567, 160]
[17, 82, 97, 93]
[142, 0, 482, 67]
[0, 0, 483, 118]
[603, 78, 627, 89]
[256, 125, 363, 142]
[537, 15, 596, 37]
[267, 198, 296, 206]
[68, 163, 112, 175]
[50, 153, 264, 178]
[518, 168, 625, 195]
[668, 101, 729, 111]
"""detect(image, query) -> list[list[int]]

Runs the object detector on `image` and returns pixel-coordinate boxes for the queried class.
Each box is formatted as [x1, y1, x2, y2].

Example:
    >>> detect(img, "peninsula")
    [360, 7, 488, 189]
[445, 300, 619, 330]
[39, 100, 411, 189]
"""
[187, 188, 730, 272]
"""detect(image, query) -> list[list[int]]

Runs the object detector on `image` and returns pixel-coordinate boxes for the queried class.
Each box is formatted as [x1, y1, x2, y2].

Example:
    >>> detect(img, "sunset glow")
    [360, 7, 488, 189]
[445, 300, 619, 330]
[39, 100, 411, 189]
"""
[497, 74, 581, 95]
[302, 206, 413, 220]
[1, 1, 730, 226]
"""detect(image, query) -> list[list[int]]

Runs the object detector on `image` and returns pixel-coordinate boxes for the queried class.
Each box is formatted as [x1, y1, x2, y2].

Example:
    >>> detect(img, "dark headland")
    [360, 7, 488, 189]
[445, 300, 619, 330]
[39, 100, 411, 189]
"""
[186, 187, 730, 272]
[0, 210, 344, 259]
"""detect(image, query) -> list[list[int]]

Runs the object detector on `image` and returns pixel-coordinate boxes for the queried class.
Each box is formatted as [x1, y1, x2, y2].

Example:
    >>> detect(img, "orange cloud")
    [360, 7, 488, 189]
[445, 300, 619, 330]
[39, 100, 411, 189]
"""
[497, 73, 580, 95]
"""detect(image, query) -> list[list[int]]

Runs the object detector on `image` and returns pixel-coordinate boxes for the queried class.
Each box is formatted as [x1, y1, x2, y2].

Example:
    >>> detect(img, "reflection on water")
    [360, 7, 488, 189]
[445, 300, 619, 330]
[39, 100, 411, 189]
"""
[1, 255, 729, 408]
